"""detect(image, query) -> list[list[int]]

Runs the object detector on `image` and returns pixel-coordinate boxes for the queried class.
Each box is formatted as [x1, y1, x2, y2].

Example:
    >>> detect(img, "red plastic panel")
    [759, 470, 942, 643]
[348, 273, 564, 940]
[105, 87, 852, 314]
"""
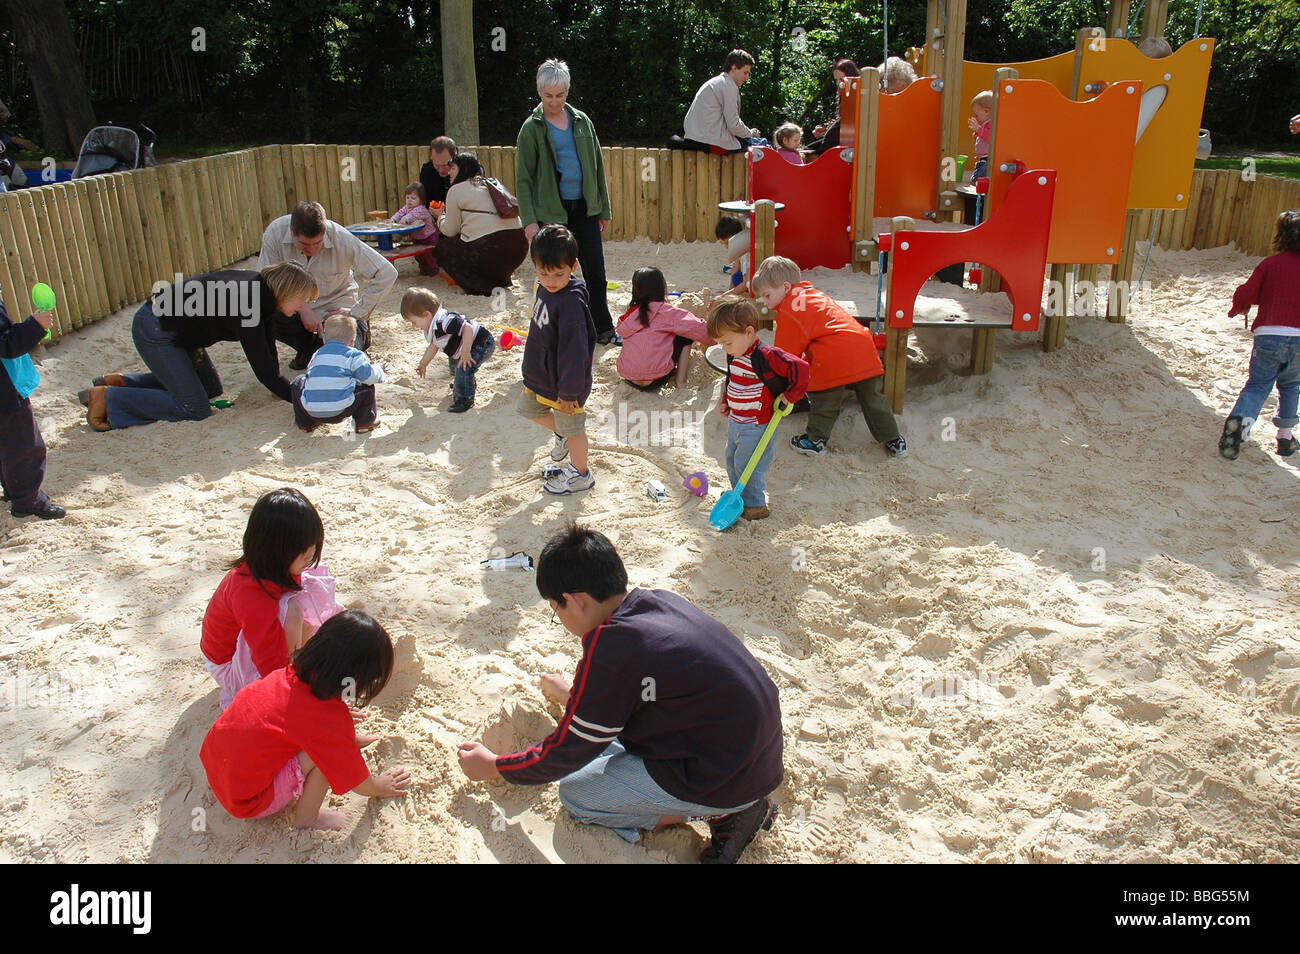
[885, 169, 1056, 331]
[748, 145, 853, 270]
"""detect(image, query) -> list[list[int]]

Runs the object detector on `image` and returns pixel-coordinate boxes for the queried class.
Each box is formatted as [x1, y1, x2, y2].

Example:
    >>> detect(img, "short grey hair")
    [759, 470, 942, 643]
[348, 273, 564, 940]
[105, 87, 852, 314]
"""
[536, 58, 571, 94]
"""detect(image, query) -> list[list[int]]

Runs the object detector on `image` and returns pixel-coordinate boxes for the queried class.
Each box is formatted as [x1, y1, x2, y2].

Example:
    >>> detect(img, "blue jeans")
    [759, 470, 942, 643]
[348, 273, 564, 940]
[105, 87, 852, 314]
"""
[447, 335, 496, 402]
[725, 418, 776, 508]
[557, 740, 754, 843]
[106, 302, 220, 428]
[1230, 334, 1300, 433]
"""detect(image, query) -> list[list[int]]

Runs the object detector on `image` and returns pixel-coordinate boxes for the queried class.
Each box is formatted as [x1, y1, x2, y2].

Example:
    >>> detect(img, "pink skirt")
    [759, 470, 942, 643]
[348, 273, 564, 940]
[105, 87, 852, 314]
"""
[251, 757, 306, 819]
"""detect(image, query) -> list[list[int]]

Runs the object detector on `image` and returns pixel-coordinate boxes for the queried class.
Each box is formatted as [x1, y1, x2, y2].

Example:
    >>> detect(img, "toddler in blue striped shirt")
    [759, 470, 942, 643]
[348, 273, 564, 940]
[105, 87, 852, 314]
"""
[291, 313, 386, 433]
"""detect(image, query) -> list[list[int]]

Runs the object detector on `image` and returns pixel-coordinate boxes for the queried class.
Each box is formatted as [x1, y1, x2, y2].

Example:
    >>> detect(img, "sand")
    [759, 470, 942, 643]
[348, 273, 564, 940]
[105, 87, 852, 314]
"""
[1, 237, 1297, 864]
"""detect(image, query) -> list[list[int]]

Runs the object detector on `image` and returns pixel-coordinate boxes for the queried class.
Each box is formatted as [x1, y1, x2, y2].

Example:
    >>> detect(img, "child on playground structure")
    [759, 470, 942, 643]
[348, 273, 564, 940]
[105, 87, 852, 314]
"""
[391, 182, 439, 276]
[1219, 211, 1300, 461]
[716, 214, 750, 289]
[1, 296, 64, 520]
[706, 296, 809, 521]
[291, 313, 385, 433]
[201, 488, 331, 708]
[401, 287, 496, 412]
[755, 256, 908, 460]
[615, 266, 714, 391]
[518, 225, 598, 495]
[967, 90, 993, 185]
[455, 523, 783, 864]
[774, 122, 804, 164]
[200, 610, 410, 830]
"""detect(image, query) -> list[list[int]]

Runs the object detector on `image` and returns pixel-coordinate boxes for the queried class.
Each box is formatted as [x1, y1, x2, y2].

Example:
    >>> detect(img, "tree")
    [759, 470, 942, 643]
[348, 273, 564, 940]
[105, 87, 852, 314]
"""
[442, 0, 480, 145]
[2, 0, 96, 154]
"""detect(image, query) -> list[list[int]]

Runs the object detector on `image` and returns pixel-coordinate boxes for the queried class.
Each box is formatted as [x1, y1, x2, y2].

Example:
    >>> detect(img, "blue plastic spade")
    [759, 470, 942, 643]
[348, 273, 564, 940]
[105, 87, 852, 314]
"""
[709, 397, 794, 531]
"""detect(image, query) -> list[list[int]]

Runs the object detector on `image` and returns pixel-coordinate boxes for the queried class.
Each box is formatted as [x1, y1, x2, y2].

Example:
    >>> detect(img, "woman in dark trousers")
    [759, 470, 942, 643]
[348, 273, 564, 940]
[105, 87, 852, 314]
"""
[433, 153, 529, 296]
[515, 58, 618, 344]
[79, 262, 317, 431]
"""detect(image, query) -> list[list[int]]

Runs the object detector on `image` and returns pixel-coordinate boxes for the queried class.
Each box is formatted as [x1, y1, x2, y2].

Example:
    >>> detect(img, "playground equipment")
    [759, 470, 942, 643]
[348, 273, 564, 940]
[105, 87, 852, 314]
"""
[732, 0, 1216, 411]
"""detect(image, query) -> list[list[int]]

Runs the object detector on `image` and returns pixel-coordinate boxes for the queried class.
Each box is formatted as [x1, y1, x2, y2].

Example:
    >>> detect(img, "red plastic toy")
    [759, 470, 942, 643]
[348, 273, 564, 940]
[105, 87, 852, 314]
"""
[748, 146, 854, 270]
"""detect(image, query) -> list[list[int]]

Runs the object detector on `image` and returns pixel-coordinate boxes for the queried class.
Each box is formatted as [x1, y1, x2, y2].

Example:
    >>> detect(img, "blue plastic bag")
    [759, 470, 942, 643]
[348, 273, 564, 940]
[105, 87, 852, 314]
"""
[1, 354, 40, 399]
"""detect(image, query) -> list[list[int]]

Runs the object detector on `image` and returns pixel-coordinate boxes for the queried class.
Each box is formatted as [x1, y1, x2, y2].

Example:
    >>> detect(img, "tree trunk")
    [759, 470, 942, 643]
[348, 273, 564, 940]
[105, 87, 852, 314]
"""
[441, 0, 480, 146]
[1, 0, 97, 155]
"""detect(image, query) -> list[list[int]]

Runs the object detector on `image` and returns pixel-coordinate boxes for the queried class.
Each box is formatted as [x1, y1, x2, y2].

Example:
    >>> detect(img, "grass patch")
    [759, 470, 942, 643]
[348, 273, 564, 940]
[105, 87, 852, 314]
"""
[1195, 155, 1300, 181]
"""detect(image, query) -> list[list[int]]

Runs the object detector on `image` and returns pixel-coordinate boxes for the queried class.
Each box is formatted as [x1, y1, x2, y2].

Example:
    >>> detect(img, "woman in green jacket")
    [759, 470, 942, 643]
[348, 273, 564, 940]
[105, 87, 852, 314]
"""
[515, 59, 618, 344]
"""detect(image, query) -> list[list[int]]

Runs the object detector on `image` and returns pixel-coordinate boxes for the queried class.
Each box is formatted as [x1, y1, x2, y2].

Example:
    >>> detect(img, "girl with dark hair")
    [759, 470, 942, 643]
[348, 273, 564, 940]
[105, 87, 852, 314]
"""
[615, 267, 714, 391]
[432, 152, 529, 295]
[1220, 211, 1300, 460]
[200, 488, 340, 708]
[201, 610, 410, 830]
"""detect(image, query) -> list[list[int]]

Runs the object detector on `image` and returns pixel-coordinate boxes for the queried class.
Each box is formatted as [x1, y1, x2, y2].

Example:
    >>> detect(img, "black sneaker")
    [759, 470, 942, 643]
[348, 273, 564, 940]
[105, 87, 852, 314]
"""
[1219, 415, 1244, 460]
[448, 397, 474, 413]
[11, 499, 66, 520]
[791, 433, 828, 456]
[884, 436, 909, 458]
[288, 353, 312, 371]
[1278, 435, 1299, 458]
[596, 330, 623, 347]
[699, 797, 775, 864]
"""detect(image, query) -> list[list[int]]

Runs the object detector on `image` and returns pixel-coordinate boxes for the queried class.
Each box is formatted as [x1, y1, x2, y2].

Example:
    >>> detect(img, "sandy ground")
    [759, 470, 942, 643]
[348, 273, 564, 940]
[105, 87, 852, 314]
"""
[1, 237, 1298, 864]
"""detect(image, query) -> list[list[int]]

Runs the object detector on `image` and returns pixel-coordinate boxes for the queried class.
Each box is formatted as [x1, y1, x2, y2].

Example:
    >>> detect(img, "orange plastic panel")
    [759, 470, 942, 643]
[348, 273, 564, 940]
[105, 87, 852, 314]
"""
[956, 52, 1075, 159]
[1076, 37, 1215, 209]
[885, 170, 1057, 331]
[875, 80, 942, 218]
[987, 79, 1139, 264]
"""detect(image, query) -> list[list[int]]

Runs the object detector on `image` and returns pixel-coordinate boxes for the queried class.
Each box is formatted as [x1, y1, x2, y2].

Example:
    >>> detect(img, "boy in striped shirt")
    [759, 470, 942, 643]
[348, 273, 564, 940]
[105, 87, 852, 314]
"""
[707, 296, 809, 521]
[291, 313, 386, 433]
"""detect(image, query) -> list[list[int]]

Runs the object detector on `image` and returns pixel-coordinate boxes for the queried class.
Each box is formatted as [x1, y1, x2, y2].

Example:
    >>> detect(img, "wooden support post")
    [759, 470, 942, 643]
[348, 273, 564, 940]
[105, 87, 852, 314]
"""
[976, 67, 1018, 296]
[934, 0, 968, 223]
[1042, 262, 1071, 351]
[1108, 211, 1141, 321]
[851, 68, 881, 272]
[1078, 263, 1100, 318]
[752, 199, 777, 326]
[1140, 0, 1169, 41]
[882, 215, 915, 412]
[925, 0, 945, 79]
[1106, 0, 1132, 37]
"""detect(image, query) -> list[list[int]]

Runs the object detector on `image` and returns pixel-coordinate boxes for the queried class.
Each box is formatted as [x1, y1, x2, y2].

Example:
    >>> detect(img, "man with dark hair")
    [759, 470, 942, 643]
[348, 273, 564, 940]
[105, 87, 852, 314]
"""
[419, 135, 458, 207]
[457, 523, 784, 864]
[259, 200, 397, 369]
[682, 49, 764, 154]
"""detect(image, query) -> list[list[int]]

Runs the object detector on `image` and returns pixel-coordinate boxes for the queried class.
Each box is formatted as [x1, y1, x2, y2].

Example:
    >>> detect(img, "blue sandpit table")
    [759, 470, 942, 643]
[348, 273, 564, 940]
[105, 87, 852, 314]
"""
[345, 221, 423, 252]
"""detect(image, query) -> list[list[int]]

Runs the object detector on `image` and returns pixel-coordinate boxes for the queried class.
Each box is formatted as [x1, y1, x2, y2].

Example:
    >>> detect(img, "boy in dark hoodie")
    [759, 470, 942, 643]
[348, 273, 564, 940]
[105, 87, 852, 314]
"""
[518, 225, 598, 495]
[1, 296, 63, 520]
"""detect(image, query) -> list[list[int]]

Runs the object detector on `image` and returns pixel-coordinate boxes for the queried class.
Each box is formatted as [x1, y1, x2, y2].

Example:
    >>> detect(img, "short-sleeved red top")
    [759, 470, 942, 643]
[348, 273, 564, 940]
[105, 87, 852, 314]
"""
[200, 666, 369, 818]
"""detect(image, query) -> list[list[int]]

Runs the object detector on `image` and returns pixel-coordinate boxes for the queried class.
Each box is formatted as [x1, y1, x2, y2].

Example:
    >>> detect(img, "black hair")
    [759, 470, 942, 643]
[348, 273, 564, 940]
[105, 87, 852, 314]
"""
[631, 267, 667, 326]
[536, 523, 629, 608]
[235, 488, 323, 596]
[452, 152, 482, 184]
[531, 224, 580, 270]
[715, 215, 745, 240]
[292, 610, 394, 707]
[1275, 211, 1300, 254]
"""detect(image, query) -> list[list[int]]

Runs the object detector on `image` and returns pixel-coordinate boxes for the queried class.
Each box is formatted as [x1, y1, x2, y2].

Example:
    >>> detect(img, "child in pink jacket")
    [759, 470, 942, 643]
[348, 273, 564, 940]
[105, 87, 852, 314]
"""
[616, 267, 714, 391]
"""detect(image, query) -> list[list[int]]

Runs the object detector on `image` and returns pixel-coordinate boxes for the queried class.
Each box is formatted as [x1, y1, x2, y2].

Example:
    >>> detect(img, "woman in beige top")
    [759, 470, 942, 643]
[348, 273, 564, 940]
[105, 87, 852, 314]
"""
[433, 153, 529, 296]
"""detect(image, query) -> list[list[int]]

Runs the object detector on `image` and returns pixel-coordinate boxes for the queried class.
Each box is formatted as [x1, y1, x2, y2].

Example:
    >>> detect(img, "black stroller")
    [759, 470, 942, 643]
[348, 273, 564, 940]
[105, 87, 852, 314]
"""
[72, 123, 157, 179]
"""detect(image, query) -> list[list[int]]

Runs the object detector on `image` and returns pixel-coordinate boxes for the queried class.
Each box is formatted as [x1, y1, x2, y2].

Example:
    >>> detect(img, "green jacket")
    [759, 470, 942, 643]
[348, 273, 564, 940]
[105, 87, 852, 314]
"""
[515, 103, 612, 225]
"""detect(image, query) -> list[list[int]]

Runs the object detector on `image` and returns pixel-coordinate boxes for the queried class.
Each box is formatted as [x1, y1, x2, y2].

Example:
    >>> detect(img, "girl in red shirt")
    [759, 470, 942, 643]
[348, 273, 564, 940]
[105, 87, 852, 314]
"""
[200, 488, 328, 707]
[200, 610, 410, 829]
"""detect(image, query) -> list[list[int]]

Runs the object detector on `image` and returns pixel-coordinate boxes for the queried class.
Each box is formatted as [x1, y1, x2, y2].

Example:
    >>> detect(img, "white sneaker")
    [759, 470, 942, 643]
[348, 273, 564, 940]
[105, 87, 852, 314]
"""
[544, 463, 594, 495]
[550, 433, 569, 462]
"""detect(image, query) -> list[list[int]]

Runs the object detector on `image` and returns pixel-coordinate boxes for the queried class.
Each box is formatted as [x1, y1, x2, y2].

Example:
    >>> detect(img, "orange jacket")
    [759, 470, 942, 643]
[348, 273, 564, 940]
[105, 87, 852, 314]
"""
[773, 281, 883, 390]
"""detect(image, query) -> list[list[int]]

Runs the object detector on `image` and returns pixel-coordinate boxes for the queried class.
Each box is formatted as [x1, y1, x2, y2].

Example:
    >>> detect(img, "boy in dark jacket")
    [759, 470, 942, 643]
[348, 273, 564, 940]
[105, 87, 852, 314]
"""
[0, 297, 63, 519]
[457, 523, 783, 864]
[517, 226, 598, 495]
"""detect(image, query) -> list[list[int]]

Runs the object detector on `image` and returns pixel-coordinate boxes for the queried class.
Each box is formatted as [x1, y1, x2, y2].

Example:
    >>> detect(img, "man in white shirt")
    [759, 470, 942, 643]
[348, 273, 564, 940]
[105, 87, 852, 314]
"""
[258, 201, 398, 368]
[683, 50, 763, 154]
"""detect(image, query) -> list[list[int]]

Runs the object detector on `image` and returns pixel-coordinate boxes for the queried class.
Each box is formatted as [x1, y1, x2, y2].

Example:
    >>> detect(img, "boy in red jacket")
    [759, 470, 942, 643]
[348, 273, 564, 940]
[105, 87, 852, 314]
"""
[755, 256, 907, 458]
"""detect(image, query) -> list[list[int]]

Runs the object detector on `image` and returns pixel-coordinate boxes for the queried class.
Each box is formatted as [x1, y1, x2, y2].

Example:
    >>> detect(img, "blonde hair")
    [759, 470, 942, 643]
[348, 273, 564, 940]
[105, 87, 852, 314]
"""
[260, 261, 317, 307]
[971, 90, 994, 112]
[880, 57, 916, 94]
[774, 122, 802, 149]
[323, 313, 357, 343]
[1138, 36, 1173, 58]
[706, 296, 762, 338]
[401, 287, 441, 318]
[752, 255, 801, 292]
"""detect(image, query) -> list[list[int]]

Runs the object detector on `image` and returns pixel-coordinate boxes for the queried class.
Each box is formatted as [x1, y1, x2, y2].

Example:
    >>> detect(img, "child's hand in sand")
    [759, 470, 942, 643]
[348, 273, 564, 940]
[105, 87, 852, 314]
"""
[357, 733, 382, 748]
[416, 359, 430, 378]
[539, 673, 571, 707]
[457, 742, 503, 781]
[350, 707, 366, 724]
[372, 768, 411, 796]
